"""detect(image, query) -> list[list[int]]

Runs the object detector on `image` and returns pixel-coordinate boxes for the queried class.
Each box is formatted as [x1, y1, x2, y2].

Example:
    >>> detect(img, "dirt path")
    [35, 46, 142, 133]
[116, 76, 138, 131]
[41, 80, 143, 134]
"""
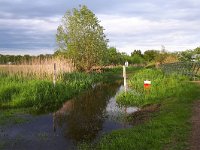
[190, 81, 200, 150]
[190, 100, 200, 150]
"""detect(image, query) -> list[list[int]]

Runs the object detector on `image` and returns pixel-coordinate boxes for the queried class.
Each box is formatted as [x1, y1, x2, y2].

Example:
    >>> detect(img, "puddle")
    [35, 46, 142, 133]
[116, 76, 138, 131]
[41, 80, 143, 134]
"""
[0, 81, 138, 150]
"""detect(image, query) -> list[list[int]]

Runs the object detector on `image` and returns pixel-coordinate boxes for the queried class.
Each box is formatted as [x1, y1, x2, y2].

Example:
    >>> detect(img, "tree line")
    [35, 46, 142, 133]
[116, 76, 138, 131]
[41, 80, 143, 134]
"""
[1, 47, 199, 66]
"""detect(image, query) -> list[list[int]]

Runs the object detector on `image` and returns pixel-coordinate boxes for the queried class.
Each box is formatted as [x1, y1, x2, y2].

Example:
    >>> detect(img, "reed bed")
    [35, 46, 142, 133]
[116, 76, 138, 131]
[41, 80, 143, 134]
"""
[0, 57, 75, 79]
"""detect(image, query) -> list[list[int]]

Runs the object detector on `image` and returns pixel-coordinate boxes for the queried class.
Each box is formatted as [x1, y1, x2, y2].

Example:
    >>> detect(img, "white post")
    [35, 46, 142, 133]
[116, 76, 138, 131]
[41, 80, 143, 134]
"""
[123, 65, 127, 93]
[53, 63, 56, 87]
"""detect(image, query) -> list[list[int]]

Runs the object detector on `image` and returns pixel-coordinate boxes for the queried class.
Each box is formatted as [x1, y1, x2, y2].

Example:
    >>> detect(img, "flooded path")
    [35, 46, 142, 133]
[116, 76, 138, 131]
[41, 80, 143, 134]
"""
[0, 81, 138, 150]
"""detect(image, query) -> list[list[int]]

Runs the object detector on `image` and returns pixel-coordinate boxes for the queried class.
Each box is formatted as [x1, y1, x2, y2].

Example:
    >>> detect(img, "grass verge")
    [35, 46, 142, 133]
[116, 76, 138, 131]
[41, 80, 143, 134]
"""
[95, 69, 200, 150]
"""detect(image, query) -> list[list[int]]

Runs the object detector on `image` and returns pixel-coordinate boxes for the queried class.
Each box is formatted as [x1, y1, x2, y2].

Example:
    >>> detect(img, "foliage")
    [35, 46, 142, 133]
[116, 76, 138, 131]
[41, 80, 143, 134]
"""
[0, 54, 54, 65]
[56, 5, 108, 71]
[144, 50, 160, 62]
[0, 71, 104, 112]
[116, 69, 189, 106]
[107, 47, 122, 65]
[194, 47, 200, 54]
[131, 50, 143, 57]
[130, 54, 145, 64]
[178, 50, 194, 61]
[97, 83, 200, 150]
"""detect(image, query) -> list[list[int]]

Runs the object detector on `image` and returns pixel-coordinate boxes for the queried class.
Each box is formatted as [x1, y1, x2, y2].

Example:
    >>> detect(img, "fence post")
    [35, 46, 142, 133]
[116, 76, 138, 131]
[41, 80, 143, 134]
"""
[53, 63, 56, 87]
[123, 65, 127, 93]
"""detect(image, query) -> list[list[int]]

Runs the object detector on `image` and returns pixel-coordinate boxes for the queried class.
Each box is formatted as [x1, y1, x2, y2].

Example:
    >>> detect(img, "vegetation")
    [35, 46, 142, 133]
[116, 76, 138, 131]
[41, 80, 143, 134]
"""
[0, 71, 105, 113]
[0, 54, 54, 64]
[1, 4, 200, 150]
[94, 69, 200, 150]
[1, 46, 199, 68]
[117, 69, 188, 106]
[56, 5, 108, 71]
[0, 57, 74, 78]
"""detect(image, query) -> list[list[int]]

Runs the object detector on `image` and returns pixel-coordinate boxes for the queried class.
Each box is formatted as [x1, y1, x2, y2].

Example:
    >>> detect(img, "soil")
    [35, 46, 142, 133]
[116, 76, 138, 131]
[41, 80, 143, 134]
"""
[190, 81, 200, 150]
[190, 100, 200, 150]
[128, 103, 161, 126]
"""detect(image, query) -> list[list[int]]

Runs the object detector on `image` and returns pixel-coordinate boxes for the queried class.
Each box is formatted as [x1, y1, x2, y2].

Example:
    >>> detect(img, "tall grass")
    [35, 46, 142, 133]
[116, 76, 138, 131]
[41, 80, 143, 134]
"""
[0, 57, 75, 79]
[117, 69, 188, 106]
[0, 71, 104, 112]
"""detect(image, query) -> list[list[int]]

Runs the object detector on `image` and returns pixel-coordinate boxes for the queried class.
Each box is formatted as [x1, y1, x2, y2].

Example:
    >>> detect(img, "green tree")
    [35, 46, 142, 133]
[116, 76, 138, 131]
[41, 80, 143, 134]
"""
[194, 47, 200, 54]
[56, 5, 108, 71]
[107, 47, 122, 65]
[144, 50, 159, 62]
[178, 50, 194, 61]
[131, 50, 143, 57]
[130, 55, 144, 64]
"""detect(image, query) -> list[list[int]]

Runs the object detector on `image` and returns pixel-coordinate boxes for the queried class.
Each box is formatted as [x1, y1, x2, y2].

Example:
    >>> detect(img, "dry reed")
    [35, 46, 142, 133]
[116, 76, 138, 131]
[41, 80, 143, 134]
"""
[0, 57, 75, 79]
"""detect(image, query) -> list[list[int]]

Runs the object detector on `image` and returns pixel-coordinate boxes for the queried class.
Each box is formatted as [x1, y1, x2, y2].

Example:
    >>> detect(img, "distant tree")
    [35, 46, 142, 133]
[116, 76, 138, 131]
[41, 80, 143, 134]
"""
[107, 47, 121, 65]
[56, 5, 108, 71]
[130, 54, 144, 64]
[194, 47, 200, 54]
[144, 50, 159, 62]
[178, 50, 194, 61]
[131, 50, 143, 57]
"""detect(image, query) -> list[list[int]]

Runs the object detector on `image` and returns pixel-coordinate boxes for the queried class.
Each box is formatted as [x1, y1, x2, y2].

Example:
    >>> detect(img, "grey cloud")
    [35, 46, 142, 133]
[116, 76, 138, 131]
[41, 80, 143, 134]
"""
[0, 0, 200, 54]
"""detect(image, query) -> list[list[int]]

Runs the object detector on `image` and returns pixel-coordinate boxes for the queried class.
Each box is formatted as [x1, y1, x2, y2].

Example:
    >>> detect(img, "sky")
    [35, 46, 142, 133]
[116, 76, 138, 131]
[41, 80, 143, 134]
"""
[0, 0, 200, 55]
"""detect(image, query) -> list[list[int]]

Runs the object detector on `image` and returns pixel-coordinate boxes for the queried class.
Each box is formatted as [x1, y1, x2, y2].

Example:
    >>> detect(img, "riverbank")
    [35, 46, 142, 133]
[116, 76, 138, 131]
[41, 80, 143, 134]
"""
[0, 67, 140, 150]
[95, 70, 200, 150]
[0, 66, 141, 123]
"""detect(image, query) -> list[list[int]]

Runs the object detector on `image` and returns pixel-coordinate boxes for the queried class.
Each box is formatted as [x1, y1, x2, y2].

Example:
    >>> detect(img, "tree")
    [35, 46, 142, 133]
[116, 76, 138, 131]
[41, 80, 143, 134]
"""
[144, 50, 159, 62]
[56, 5, 108, 71]
[194, 47, 200, 54]
[131, 50, 143, 57]
[178, 50, 194, 61]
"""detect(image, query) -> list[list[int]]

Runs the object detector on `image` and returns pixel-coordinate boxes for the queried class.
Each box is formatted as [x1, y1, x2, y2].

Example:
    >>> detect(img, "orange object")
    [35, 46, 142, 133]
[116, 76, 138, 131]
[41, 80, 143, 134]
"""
[144, 80, 151, 89]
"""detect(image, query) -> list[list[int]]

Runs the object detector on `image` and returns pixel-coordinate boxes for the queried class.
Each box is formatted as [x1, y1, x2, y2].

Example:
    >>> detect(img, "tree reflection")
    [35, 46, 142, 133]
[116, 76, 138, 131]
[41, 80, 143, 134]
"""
[53, 81, 121, 143]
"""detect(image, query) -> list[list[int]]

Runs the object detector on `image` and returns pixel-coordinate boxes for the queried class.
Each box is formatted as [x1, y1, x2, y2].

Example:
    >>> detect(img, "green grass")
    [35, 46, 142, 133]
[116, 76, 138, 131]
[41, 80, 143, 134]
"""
[97, 83, 200, 150]
[94, 69, 200, 150]
[117, 69, 189, 106]
[0, 71, 105, 112]
[0, 67, 140, 113]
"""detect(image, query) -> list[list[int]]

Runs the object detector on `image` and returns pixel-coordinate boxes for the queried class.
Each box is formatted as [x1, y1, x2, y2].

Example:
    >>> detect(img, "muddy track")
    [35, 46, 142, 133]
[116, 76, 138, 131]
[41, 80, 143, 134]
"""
[190, 81, 200, 150]
[190, 100, 200, 150]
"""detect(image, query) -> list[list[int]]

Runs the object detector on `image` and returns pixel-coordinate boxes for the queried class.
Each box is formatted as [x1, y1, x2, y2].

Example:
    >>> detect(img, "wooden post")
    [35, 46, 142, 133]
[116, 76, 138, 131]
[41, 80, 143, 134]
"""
[123, 65, 127, 93]
[53, 63, 56, 87]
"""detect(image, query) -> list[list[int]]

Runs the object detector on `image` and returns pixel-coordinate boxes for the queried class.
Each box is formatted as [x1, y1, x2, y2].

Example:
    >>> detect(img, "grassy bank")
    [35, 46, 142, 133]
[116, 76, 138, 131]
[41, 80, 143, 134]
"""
[95, 69, 200, 150]
[0, 71, 105, 112]
[0, 66, 141, 113]
[117, 69, 188, 106]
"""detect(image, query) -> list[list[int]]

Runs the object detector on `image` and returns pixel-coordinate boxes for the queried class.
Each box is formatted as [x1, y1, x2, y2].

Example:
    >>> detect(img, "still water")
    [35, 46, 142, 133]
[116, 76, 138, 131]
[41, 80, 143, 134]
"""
[0, 81, 138, 150]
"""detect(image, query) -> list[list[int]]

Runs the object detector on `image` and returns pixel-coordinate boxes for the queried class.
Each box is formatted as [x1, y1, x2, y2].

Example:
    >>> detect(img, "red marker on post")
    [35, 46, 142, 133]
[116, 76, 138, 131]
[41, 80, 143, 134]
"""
[144, 80, 151, 89]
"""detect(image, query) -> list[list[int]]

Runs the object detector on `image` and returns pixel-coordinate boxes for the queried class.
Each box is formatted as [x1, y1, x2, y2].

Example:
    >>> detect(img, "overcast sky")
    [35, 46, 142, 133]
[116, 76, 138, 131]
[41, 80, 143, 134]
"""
[0, 0, 200, 55]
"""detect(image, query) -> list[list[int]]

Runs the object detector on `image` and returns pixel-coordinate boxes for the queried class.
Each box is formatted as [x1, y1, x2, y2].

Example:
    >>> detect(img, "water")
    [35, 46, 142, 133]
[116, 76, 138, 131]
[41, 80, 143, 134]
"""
[0, 81, 138, 150]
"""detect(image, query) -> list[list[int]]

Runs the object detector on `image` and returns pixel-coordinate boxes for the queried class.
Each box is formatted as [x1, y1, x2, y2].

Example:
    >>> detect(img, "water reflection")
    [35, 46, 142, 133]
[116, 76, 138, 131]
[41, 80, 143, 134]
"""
[53, 81, 138, 143]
